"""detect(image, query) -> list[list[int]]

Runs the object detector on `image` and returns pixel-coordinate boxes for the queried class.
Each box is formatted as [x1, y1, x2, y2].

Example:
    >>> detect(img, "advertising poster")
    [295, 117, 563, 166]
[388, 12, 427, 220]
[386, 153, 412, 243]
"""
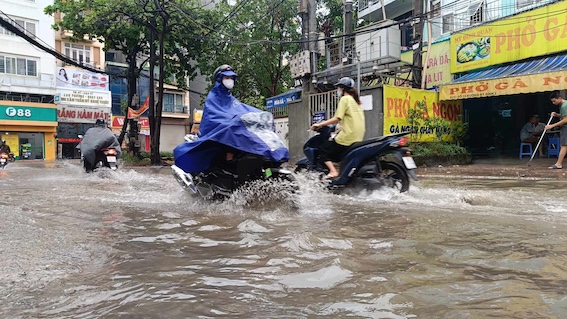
[450, 1, 567, 73]
[383, 85, 463, 142]
[55, 67, 110, 91]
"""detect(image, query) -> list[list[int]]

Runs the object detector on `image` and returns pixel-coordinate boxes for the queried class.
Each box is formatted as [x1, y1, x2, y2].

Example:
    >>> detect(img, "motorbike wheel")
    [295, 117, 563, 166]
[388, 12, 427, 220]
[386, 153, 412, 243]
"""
[378, 161, 410, 193]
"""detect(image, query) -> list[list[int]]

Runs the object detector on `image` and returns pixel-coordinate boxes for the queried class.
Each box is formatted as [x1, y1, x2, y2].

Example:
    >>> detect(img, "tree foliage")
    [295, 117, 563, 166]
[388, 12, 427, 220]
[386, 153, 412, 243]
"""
[196, 0, 301, 108]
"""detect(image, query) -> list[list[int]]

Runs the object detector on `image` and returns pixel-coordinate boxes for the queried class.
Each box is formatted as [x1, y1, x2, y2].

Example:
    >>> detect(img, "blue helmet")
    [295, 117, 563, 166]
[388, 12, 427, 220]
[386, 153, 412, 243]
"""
[213, 64, 238, 82]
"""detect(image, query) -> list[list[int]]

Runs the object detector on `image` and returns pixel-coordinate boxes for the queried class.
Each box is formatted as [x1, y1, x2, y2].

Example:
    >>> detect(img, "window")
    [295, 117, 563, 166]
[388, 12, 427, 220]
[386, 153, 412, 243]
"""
[430, 1, 441, 19]
[0, 55, 37, 76]
[163, 93, 186, 113]
[443, 14, 454, 33]
[469, 2, 484, 25]
[0, 17, 36, 37]
[64, 43, 92, 64]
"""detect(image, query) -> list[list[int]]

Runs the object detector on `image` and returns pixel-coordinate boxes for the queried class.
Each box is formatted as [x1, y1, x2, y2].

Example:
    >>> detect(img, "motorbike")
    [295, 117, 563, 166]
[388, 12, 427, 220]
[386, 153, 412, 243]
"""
[172, 135, 295, 201]
[0, 152, 9, 169]
[81, 147, 120, 172]
[295, 125, 418, 193]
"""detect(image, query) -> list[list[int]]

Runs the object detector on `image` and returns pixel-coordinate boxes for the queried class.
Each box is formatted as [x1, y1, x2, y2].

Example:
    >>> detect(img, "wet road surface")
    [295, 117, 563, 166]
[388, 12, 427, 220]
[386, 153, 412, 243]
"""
[2, 161, 567, 318]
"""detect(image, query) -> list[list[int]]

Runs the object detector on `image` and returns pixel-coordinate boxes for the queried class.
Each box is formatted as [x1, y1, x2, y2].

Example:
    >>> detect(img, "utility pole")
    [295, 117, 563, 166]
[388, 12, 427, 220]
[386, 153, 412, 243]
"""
[344, 0, 354, 65]
[412, 0, 424, 89]
[421, 0, 433, 89]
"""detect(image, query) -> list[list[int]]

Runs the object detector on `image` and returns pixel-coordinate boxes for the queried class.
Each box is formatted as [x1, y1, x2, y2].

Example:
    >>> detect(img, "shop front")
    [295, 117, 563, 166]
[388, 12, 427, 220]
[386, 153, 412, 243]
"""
[440, 1, 567, 156]
[0, 101, 58, 161]
[55, 67, 112, 159]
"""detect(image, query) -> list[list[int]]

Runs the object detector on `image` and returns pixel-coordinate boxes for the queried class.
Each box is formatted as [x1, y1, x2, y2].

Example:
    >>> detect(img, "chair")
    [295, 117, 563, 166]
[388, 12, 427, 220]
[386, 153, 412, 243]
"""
[519, 143, 533, 159]
[548, 137, 560, 158]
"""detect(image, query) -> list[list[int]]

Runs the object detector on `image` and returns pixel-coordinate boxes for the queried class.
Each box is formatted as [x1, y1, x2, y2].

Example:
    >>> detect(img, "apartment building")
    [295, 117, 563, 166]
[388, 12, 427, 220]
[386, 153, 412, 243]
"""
[0, 0, 58, 161]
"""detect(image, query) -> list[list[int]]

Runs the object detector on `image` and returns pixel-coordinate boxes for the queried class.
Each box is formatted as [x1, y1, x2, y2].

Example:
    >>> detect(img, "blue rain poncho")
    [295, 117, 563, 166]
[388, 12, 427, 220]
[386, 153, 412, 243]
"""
[173, 82, 289, 174]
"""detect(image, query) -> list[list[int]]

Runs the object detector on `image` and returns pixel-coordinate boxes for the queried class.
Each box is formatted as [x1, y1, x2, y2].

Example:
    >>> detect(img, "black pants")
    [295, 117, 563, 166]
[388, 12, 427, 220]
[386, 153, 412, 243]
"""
[318, 140, 349, 163]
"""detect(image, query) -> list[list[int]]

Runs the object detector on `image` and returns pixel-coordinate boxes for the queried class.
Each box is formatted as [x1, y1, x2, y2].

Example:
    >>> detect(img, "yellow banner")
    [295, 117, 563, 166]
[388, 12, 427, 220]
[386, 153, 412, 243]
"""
[439, 70, 567, 100]
[450, 1, 567, 73]
[397, 40, 451, 88]
[383, 85, 463, 142]
[3, 133, 19, 157]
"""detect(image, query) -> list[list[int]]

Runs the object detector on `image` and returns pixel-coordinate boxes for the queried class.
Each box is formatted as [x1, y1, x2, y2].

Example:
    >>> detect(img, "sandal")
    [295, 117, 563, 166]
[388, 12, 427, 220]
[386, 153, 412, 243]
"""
[324, 173, 339, 180]
[549, 165, 563, 169]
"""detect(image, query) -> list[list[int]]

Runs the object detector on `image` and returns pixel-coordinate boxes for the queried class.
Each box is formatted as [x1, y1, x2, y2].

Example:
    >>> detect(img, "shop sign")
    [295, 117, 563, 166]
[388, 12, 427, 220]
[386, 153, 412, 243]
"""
[439, 70, 567, 100]
[112, 116, 150, 128]
[57, 105, 111, 123]
[55, 66, 110, 91]
[3, 134, 19, 157]
[0, 105, 57, 122]
[193, 109, 203, 123]
[396, 40, 451, 88]
[383, 85, 463, 142]
[266, 89, 301, 110]
[312, 111, 326, 125]
[451, 1, 567, 73]
[55, 88, 111, 108]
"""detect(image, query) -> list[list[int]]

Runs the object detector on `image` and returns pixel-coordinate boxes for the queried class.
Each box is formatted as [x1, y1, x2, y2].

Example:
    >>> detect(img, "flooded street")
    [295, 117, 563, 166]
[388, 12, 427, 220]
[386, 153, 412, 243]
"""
[2, 162, 567, 318]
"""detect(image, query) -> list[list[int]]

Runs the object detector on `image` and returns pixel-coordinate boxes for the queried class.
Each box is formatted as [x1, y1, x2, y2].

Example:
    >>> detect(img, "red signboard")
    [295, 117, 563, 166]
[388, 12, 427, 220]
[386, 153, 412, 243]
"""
[58, 138, 82, 143]
[112, 116, 150, 128]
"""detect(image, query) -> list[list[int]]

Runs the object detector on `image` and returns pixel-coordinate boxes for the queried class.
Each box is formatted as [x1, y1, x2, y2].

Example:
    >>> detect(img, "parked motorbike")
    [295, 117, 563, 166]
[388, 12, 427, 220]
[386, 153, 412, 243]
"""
[0, 152, 9, 169]
[172, 135, 295, 201]
[296, 126, 418, 193]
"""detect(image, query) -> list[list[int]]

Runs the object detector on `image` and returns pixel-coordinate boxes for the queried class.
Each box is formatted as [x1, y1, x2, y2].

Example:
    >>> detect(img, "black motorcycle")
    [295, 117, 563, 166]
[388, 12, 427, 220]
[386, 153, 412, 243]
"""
[81, 147, 120, 172]
[296, 126, 418, 193]
[172, 138, 295, 201]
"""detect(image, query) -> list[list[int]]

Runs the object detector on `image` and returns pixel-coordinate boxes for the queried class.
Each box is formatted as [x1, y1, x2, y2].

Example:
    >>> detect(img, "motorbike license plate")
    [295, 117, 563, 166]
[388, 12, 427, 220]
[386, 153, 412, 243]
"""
[402, 156, 417, 169]
[107, 156, 117, 163]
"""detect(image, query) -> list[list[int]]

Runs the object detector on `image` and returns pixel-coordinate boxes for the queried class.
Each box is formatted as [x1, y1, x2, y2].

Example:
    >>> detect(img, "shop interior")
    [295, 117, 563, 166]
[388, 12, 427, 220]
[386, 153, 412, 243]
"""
[464, 91, 558, 158]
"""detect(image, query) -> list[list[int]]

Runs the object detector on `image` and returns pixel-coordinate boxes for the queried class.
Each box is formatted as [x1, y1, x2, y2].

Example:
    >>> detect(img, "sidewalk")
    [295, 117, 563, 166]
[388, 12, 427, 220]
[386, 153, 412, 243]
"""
[415, 157, 567, 180]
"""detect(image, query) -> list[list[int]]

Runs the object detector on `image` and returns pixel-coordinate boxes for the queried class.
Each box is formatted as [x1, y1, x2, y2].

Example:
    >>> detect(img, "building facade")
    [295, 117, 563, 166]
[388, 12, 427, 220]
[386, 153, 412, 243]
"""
[0, 0, 57, 160]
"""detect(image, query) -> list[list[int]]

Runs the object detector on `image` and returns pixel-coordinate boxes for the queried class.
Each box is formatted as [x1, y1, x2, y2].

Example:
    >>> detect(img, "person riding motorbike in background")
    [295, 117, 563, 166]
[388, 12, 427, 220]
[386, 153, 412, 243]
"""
[173, 64, 289, 175]
[311, 77, 366, 179]
[80, 118, 121, 172]
[0, 140, 11, 154]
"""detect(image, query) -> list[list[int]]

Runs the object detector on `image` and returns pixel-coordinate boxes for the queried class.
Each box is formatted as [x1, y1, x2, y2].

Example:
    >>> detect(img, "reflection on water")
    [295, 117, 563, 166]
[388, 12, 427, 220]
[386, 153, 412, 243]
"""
[1, 162, 567, 318]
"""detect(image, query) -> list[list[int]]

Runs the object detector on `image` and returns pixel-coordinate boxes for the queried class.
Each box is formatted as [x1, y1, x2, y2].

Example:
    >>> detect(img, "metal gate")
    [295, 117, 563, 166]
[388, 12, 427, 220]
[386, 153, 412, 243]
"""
[309, 90, 339, 122]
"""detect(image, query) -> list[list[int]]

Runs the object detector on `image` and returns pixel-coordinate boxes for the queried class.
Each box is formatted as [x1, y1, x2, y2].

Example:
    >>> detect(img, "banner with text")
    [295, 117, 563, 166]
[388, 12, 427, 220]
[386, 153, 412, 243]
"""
[55, 88, 112, 108]
[383, 85, 463, 142]
[451, 1, 567, 73]
[439, 70, 567, 100]
[57, 105, 111, 123]
[397, 40, 451, 88]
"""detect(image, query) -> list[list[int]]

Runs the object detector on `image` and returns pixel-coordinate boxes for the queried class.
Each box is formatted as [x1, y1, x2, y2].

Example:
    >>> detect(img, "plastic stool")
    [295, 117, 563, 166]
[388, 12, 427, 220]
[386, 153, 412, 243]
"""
[519, 143, 533, 159]
[548, 137, 560, 158]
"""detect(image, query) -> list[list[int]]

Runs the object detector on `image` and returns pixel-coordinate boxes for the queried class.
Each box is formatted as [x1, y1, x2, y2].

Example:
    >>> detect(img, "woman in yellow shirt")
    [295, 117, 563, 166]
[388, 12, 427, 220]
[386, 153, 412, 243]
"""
[311, 77, 366, 179]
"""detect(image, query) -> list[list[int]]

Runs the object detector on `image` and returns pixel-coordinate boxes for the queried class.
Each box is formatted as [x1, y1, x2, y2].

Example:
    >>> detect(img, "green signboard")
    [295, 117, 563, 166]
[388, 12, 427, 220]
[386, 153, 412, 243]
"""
[0, 105, 57, 122]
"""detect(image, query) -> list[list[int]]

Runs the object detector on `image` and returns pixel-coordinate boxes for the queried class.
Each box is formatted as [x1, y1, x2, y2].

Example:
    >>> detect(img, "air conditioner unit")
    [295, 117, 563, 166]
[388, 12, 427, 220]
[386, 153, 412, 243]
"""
[355, 20, 401, 63]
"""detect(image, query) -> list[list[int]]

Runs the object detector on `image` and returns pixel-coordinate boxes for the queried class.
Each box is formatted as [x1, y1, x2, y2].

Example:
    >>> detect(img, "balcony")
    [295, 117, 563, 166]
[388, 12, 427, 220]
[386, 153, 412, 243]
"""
[163, 105, 188, 118]
[359, 0, 412, 23]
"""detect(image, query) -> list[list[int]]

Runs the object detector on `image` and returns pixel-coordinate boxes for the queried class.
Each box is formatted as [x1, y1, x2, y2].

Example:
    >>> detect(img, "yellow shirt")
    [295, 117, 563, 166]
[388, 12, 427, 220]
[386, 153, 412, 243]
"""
[334, 95, 365, 146]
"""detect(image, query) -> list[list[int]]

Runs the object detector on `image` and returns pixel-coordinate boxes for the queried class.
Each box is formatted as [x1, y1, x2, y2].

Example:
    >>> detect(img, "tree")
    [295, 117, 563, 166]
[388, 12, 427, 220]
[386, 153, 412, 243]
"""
[196, 0, 301, 107]
[45, 0, 208, 165]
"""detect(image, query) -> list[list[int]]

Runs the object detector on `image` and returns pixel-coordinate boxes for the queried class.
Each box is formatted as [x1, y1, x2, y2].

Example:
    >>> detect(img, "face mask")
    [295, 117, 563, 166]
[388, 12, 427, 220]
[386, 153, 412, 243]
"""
[336, 89, 343, 98]
[222, 78, 235, 90]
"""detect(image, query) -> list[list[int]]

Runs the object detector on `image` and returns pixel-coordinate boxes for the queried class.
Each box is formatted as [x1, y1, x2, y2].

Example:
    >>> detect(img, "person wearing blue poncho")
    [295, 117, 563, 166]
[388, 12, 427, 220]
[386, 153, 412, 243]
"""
[173, 65, 289, 174]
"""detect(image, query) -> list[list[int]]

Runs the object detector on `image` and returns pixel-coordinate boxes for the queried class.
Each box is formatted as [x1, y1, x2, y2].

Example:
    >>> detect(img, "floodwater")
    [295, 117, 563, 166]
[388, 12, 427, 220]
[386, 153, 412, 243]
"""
[2, 162, 567, 318]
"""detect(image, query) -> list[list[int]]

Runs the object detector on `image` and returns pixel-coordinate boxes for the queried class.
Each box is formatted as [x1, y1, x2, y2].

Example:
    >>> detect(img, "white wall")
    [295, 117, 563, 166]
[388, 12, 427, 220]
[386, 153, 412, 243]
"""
[0, 0, 56, 95]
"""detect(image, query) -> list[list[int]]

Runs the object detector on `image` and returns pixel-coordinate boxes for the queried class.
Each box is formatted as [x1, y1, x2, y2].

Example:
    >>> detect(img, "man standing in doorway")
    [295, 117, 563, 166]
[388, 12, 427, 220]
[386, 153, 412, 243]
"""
[546, 91, 567, 169]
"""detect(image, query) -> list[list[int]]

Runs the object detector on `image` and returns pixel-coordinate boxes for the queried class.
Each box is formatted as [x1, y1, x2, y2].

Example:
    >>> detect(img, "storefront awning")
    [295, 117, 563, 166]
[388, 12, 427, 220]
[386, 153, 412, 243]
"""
[440, 54, 567, 100]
